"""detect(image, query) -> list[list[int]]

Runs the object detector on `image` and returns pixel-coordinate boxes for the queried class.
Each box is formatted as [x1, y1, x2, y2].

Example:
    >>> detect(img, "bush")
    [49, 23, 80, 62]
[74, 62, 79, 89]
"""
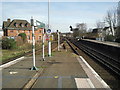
[2, 38, 17, 49]
[104, 35, 115, 42]
[115, 38, 120, 43]
[18, 33, 27, 43]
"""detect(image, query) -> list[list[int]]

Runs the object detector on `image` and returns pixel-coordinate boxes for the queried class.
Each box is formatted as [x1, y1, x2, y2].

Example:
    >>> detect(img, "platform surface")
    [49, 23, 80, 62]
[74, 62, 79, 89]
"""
[1, 42, 111, 89]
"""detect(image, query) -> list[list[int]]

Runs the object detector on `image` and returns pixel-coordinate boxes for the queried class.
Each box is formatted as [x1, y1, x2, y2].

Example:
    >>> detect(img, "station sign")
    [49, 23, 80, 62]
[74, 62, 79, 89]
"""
[49, 35, 53, 41]
[46, 34, 49, 41]
[45, 34, 53, 41]
[47, 29, 51, 34]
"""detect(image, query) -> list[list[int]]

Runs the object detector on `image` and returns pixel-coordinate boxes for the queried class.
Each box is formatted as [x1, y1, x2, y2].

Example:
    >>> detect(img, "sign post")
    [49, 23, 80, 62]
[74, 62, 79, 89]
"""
[36, 20, 45, 61]
[31, 17, 38, 70]
[47, 29, 52, 57]
[48, 39, 51, 57]
[42, 29, 45, 61]
[47, 0, 52, 57]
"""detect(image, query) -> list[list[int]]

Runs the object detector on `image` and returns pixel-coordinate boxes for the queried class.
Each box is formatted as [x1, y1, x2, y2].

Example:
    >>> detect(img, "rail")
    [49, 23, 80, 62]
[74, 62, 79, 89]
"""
[67, 38, 120, 77]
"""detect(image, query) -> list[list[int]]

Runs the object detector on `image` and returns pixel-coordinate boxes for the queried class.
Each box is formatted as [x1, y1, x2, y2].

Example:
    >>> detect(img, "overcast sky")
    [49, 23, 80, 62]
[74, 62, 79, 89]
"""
[1, 1, 118, 32]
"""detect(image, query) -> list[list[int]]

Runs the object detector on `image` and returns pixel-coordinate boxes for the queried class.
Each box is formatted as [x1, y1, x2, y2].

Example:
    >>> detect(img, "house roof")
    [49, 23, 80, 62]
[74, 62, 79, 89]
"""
[92, 28, 99, 33]
[103, 27, 117, 31]
[92, 28, 102, 33]
[103, 27, 109, 31]
[73, 28, 79, 31]
[2, 19, 32, 30]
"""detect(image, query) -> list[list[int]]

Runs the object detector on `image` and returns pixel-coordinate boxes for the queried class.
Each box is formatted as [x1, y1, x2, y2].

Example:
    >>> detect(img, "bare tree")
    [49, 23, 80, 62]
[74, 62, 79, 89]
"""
[116, 1, 120, 41]
[105, 8, 117, 36]
[113, 10, 117, 27]
[76, 23, 87, 33]
[117, 2, 120, 27]
[76, 23, 87, 38]
[96, 20, 105, 29]
[88, 28, 93, 32]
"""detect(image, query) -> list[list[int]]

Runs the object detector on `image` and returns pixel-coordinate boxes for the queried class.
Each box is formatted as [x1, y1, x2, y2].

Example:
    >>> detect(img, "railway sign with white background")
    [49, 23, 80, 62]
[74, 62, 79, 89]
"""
[47, 29, 51, 34]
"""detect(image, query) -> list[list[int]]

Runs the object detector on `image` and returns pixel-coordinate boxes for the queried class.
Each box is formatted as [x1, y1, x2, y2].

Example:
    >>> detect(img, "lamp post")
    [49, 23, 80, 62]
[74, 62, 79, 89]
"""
[48, 0, 52, 57]
[31, 17, 38, 70]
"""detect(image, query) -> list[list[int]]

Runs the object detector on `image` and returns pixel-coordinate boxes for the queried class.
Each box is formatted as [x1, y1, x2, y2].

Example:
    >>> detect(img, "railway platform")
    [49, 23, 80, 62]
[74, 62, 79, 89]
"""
[1, 41, 111, 89]
[83, 39, 120, 47]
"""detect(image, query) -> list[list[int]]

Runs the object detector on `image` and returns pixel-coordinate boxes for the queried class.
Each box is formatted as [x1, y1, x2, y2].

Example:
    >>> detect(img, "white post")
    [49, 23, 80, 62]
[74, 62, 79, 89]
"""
[31, 17, 38, 70]
[57, 30, 60, 51]
[32, 24, 35, 67]
[48, 39, 51, 57]
[42, 29, 45, 61]
[48, 0, 51, 57]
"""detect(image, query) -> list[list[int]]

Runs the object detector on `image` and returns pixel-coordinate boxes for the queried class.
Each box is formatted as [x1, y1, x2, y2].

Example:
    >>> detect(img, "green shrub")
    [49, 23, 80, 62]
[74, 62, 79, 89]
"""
[2, 38, 17, 49]
[115, 38, 120, 43]
[18, 33, 27, 42]
[105, 35, 115, 42]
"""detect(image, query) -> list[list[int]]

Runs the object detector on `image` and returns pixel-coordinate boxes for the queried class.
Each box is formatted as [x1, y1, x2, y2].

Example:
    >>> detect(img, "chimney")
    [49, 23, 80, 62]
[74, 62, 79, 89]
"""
[7, 18, 11, 22]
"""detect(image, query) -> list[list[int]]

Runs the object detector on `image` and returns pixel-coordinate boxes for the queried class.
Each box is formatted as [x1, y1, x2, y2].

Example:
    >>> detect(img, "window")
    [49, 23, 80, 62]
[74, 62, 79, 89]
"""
[20, 23, 22, 27]
[39, 36, 41, 40]
[14, 23, 18, 27]
[28, 36, 30, 40]
[28, 30, 30, 34]
[20, 23, 24, 27]
[16, 30, 19, 34]
[10, 30, 14, 33]
[25, 23, 29, 27]
[39, 30, 41, 33]
[22, 24, 24, 27]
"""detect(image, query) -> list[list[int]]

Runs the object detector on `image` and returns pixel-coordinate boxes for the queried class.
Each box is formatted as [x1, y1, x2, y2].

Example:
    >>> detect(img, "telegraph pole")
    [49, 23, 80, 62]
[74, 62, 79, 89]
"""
[31, 17, 38, 70]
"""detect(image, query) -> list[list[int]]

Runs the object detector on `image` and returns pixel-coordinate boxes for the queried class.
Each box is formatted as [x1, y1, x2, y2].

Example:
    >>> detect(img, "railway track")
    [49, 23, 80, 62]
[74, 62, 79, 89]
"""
[66, 38, 120, 77]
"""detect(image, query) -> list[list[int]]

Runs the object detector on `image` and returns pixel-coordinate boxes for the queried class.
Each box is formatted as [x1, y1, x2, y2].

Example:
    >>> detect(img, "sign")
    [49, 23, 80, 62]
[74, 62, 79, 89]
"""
[46, 34, 49, 41]
[45, 34, 53, 41]
[36, 20, 45, 28]
[47, 29, 51, 34]
[49, 35, 53, 41]
[31, 19, 34, 26]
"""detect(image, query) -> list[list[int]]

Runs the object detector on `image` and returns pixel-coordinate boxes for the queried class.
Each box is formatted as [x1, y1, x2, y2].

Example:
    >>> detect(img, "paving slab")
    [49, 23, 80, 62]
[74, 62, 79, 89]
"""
[2, 56, 45, 88]
[32, 43, 87, 88]
[2, 42, 88, 89]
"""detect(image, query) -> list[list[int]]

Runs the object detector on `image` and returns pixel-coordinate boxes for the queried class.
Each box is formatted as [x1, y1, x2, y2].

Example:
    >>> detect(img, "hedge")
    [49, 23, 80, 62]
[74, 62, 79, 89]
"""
[2, 38, 17, 49]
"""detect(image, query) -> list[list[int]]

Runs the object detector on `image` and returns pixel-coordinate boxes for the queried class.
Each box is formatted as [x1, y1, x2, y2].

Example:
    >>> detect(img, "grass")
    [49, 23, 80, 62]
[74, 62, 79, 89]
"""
[1, 41, 50, 62]
[2, 42, 40, 62]
[2, 50, 23, 61]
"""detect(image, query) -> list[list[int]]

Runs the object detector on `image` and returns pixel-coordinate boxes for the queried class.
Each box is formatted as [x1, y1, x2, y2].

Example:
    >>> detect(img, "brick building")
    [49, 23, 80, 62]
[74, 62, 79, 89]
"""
[2, 19, 43, 43]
